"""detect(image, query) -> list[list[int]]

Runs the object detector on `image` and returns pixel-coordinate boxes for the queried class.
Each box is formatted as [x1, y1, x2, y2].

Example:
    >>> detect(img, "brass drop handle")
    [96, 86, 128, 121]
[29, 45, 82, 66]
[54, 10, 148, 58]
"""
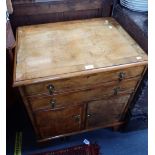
[119, 72, 126, 81]
[50, 98, 56, 109]
[72, 115, 81, 122]
[87, 114, 92, 118]
[47, 84, 55, 95]
[114, 87, 120, 95]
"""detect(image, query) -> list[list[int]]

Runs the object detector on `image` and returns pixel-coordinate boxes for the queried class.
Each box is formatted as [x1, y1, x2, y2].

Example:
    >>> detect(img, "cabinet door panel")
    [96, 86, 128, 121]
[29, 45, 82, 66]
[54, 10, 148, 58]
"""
[86, 95, 130, 128]
[35, 105, 84, 139]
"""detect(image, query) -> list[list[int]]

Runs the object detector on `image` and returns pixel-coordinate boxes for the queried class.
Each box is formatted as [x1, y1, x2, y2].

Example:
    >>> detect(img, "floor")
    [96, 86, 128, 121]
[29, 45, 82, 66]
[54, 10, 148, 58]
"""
[7, 128, 148, 155]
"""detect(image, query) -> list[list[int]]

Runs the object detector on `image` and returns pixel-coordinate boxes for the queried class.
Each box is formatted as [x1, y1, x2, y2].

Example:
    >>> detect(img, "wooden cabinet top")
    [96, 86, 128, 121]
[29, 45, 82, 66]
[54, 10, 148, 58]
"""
[13, 17, 147, 86]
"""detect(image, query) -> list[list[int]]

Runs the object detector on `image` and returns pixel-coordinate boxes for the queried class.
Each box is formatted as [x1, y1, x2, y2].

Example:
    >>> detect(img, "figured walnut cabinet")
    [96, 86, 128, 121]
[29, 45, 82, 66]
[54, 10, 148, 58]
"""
[13, 17, 148, 143]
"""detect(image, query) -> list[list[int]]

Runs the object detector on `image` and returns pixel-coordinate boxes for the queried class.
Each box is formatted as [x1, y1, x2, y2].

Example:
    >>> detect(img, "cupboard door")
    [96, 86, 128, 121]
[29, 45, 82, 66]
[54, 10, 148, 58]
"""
[35, 105, 84, 139]
[86, 95, 130, 129]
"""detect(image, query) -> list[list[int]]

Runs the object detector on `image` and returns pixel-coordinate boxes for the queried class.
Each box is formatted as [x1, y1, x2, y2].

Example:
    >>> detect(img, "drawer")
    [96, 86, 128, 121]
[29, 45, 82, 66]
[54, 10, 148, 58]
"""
[86, 94, 130, 128]
[24, 65, 144, 96]
[28, 78, 139, 111]
[34, 105, 84, 139]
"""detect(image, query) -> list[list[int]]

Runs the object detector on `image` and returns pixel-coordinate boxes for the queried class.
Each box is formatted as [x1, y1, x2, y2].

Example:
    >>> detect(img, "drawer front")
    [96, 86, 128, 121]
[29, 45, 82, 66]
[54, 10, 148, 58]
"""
[86, 95, 130, 129]
[24, 66, 144, 96]
[34, 105, 84, 139]
[28, 78, 138, 111]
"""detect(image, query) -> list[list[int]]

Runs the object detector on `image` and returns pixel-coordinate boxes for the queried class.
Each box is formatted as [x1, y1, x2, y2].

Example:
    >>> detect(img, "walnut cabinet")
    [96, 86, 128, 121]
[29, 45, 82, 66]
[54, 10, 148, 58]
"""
[13, 17, 148, 143]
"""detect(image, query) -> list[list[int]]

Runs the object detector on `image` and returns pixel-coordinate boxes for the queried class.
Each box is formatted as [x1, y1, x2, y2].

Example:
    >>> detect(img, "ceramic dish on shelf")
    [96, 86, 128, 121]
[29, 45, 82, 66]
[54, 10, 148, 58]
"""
[120, 0, 148, 12]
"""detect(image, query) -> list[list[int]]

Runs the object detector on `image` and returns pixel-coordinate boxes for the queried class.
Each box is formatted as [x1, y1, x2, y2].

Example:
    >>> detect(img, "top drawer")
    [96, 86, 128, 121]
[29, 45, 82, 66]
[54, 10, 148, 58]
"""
[23, 65, 145, 96]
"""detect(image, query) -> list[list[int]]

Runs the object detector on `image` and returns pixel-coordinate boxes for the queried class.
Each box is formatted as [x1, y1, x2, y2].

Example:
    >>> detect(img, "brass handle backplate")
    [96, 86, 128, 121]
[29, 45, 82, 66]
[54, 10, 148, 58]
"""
[47, 84, 55, 95]
[72, 114, 81, 128]
[114, 87, 120, 95]
[119, 72, 126, 81]
[72, 115, 81, 122]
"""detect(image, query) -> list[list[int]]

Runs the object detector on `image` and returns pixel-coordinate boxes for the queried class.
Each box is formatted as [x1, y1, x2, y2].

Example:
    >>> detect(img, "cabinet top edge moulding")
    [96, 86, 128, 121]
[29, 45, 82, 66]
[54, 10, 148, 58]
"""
[13, 17, 148, 87]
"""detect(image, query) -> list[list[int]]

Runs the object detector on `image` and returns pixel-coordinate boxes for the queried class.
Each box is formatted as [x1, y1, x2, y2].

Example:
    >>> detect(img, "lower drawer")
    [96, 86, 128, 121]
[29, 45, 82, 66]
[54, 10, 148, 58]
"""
[28, 78, 139, 111]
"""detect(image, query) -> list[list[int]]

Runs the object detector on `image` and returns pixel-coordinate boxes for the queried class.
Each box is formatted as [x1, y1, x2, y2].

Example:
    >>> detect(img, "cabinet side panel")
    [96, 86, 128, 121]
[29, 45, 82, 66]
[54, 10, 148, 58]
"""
[19, 87, 41, 139]
[120, 65, 148, 120]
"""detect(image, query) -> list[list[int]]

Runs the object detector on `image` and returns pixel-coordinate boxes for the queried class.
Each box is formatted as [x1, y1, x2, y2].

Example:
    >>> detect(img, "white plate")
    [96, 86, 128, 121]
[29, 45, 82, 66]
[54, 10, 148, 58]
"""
[121, 1, 148, 6]
[120, 0, 148, 12]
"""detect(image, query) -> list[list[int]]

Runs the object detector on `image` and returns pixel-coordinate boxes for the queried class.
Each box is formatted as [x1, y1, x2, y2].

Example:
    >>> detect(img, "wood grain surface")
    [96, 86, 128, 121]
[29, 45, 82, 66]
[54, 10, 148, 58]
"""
[13, 0, 105, 16]
[10, 0, 113, 32]
[24, 65, 145, 96]
[35, 104, 84, 138]
[86, 94, 130, 128]
[14, 17, 147, 86]
[28, 78, 139, 111]
[14, 17, 148, 143]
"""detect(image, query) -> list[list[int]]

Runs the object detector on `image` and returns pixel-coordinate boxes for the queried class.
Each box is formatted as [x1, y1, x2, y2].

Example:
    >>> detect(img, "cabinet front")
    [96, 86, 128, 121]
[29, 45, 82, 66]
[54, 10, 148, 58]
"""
[24, 65, 144, 96]
[86, 95, 130, 129]
[34, 105, 84, 139]
[28, 78, 138, 111]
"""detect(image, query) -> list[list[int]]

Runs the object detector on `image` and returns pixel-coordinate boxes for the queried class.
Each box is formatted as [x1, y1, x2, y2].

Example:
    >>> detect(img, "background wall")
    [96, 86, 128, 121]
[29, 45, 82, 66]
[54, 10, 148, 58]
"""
[10, 0, 114, 33]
